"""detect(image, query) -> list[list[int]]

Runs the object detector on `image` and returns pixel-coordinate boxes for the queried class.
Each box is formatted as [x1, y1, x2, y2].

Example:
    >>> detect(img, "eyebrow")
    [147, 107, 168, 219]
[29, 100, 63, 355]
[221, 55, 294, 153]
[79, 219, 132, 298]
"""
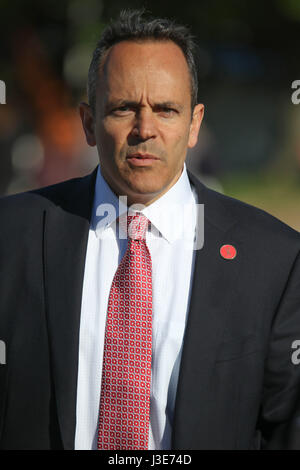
[105, 99, 184, 112]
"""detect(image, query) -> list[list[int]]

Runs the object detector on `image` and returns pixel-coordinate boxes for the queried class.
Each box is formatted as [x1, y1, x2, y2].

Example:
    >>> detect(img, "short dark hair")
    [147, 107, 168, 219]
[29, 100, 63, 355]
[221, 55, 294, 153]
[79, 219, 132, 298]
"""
[87, 9, 199, 113]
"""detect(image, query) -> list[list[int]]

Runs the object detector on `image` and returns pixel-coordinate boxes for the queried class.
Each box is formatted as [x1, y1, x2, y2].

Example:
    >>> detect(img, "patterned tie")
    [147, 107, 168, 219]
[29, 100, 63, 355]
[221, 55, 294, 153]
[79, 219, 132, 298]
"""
[97, 212, 152, 450]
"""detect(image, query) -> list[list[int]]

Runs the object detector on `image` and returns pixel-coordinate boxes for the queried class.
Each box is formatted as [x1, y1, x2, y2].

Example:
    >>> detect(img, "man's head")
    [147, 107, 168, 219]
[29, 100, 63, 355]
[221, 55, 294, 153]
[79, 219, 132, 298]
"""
[80, 9, 204, 206]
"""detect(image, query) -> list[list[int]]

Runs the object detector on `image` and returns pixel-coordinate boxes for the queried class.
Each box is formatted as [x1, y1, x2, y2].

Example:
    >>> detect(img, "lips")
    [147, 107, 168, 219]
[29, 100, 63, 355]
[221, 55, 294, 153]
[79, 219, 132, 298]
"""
[126, 153, 159, 160]
[126, 153, 159, 167]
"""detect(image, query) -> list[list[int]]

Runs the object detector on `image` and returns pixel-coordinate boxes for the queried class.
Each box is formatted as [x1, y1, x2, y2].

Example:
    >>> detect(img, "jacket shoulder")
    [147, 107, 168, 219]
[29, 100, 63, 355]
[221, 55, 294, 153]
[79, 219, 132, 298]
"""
[0, 175, 86, 212]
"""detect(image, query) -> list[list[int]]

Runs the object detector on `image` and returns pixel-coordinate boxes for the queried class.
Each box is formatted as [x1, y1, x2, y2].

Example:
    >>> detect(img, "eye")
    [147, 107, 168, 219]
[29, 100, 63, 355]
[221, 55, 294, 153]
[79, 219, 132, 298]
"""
[158, 107, 177, 117]
[111, 106, 134, 116]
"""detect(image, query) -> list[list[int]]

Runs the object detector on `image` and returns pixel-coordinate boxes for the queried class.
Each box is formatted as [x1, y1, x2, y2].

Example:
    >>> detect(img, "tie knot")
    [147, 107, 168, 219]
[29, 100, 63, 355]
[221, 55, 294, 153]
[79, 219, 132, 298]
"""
[127, 213, 149, 240]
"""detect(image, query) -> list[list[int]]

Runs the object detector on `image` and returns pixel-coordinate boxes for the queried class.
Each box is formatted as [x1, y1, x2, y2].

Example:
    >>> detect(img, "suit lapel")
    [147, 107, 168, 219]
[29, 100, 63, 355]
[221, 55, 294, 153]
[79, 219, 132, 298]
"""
[172, 171, 243, 449]
[43, 167, 98, 449]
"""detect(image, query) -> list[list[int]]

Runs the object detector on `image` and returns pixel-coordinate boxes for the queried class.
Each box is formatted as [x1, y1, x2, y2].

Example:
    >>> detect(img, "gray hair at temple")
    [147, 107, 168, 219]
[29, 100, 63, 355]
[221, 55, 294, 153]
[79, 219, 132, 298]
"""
[87, 9, 199, 115]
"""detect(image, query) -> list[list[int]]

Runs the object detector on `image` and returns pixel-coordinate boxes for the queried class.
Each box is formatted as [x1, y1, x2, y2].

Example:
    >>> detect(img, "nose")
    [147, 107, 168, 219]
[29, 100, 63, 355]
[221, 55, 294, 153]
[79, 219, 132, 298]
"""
[131, 108, 157, 141]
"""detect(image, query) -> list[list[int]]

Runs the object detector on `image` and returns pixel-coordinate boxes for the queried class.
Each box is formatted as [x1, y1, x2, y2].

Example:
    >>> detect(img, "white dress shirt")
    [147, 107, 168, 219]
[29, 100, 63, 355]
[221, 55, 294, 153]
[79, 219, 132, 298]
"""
[75, 163, 198, 450]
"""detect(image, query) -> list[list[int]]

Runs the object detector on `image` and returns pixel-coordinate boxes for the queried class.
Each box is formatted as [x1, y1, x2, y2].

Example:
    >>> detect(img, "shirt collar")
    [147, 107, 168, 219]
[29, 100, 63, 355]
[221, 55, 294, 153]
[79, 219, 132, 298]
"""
[91, 163, 197, 244]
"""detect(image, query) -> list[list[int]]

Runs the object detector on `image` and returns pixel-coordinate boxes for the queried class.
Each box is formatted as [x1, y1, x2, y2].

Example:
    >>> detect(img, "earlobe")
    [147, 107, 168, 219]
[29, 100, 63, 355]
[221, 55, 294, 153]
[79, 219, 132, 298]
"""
[188, 103, 205, 148]
[79, 102, 97, 146]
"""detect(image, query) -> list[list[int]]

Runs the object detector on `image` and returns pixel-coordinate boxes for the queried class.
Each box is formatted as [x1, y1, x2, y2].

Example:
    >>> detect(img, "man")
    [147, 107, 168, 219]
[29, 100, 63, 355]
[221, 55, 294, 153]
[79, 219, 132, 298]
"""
[1, 9, 300, 450]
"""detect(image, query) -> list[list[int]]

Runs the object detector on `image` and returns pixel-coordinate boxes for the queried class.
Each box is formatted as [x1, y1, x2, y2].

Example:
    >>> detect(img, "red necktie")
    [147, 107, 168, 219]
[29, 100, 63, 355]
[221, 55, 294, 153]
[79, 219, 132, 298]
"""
[97, 212, 152, 450]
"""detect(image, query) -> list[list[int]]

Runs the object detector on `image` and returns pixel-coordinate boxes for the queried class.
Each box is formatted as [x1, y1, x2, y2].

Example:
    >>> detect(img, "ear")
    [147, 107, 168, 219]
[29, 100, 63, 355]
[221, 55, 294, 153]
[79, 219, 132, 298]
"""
[188, 103, 205, 148]
[79, 102, 97, 146]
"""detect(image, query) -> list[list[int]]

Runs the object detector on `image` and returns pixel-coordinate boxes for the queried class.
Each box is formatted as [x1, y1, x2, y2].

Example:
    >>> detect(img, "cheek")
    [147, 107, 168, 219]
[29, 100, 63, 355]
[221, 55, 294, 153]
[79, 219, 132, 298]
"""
[166, 125, 190, 155]
[103, 121, 132, 152]
[96, 123, 123, 156]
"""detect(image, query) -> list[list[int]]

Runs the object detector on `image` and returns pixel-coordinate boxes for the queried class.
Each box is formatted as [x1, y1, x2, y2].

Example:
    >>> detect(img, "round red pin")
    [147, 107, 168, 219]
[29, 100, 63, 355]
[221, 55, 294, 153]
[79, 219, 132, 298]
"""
[220, 244, 237, 260]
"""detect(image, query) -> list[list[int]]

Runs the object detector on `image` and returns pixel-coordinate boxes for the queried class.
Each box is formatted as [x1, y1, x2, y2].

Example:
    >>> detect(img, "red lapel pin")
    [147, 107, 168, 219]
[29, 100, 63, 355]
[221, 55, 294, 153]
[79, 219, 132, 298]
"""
[220, 244, 237, 260]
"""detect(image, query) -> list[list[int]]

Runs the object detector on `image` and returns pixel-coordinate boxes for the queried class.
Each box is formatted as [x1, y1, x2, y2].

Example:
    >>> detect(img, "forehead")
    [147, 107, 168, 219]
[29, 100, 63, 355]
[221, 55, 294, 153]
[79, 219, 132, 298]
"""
[98, 40, 191, 103]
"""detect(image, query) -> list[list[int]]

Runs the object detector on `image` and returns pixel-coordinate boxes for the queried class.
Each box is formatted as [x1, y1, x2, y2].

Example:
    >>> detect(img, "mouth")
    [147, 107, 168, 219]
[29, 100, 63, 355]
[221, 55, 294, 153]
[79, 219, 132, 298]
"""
[126, 153, 160, 167]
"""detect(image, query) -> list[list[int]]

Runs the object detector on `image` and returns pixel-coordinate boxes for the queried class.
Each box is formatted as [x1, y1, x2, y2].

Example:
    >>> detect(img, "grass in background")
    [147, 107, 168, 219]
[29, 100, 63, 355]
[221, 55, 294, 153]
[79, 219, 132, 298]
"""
[220, 170, 300, 233]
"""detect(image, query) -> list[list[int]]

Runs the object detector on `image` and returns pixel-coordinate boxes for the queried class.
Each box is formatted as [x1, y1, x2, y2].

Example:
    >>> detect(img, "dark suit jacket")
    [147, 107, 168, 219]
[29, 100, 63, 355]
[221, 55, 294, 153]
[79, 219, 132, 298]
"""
[1, 165, 300, 450]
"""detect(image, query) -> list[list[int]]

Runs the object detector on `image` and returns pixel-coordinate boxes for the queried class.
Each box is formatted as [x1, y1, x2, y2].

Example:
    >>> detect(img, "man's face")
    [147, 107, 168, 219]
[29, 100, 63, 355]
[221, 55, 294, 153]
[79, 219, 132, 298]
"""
[80, 40, 204, 206]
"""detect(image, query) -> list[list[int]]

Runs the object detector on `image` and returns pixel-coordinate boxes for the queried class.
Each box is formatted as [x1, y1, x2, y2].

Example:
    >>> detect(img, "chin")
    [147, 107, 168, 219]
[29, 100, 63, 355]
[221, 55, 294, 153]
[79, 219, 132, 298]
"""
[125, 174, 164, 193]
[129, 184, 162, 196]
